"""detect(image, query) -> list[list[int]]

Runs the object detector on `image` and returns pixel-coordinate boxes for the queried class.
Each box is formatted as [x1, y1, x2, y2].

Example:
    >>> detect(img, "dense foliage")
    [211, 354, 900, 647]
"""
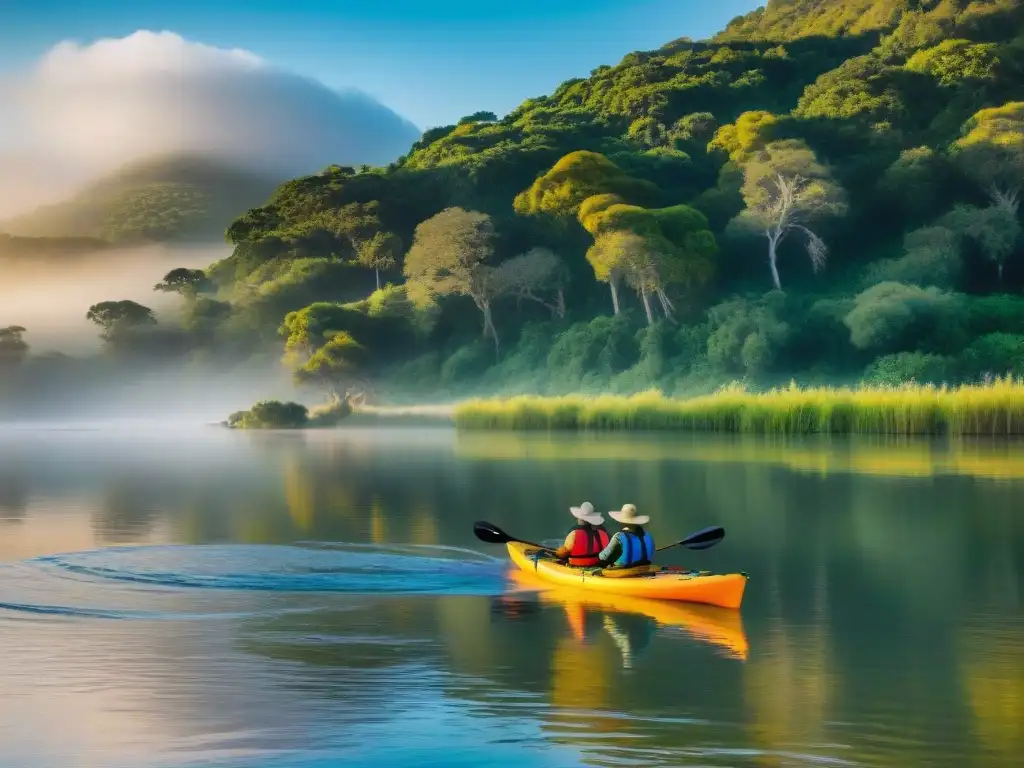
[6, 0, 1024, 412]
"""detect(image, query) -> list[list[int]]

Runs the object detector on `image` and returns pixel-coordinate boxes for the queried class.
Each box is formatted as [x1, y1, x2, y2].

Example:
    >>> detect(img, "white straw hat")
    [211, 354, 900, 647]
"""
[570, 501, 604, 526]
[608, 503, 649, 526]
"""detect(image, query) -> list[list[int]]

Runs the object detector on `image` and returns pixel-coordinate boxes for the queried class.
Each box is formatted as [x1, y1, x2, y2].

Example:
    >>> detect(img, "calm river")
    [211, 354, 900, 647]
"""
[0, 424, 1021, 767]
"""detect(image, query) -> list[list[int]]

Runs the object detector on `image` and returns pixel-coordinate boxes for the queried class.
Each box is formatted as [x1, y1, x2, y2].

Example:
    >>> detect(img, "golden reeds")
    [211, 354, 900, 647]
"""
[452, 378, 1024, 435]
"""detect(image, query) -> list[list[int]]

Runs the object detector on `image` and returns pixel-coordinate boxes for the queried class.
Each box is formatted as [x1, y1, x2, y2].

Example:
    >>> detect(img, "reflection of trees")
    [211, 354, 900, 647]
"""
[238, 592, 747, 768]
[94, 477, 162, 541]
[2, 426, 1021, 765]
[962, 625, 1024, 763]
[743, 559, 834, 767]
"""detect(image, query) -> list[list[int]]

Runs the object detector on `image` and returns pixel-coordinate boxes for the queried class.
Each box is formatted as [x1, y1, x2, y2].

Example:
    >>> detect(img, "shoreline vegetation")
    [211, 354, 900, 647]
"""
[8, 1, 1024, 426]
[452, 379, 1024, 436]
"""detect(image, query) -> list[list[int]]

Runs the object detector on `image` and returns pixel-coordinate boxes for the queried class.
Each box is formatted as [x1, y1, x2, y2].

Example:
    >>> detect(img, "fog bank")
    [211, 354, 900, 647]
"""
[0, 30, 422, 218]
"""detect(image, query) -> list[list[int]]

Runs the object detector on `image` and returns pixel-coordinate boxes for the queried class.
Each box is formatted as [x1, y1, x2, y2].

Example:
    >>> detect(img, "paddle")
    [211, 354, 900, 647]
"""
[655, 525, 725, 553]
[473, 520, 725, 555]
[472, 520, 554, 552]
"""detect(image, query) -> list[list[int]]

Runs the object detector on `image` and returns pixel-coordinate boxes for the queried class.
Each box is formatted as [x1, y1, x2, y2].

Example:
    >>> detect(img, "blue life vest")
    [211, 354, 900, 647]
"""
[613, 528, 655, 567]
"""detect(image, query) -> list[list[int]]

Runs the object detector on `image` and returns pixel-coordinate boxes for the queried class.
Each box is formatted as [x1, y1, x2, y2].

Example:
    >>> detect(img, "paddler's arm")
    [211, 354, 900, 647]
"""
[553, 530, 576, 561]
[597, 532, 622, 567]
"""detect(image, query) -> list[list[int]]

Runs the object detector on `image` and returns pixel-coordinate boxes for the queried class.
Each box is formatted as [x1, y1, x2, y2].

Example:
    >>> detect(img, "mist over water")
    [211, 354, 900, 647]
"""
[0, 243, 226, 354]
[0, 242, 310, 424]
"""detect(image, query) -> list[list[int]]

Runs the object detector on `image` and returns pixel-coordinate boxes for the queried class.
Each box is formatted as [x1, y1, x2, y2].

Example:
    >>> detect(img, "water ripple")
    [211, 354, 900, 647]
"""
[0, 543, 509, 621]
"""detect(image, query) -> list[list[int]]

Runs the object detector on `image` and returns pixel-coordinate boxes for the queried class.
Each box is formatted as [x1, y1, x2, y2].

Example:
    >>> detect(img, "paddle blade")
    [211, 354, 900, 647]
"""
[473, 520, 512, 545]
[680, 525, 725, 550]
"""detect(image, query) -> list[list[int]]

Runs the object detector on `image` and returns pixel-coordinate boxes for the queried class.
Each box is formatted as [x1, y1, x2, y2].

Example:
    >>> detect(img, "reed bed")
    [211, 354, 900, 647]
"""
[452, 378, 1024, 436]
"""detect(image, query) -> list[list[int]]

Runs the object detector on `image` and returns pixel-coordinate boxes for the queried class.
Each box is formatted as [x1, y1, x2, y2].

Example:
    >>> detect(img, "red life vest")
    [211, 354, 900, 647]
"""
[567, 524, 610, 567]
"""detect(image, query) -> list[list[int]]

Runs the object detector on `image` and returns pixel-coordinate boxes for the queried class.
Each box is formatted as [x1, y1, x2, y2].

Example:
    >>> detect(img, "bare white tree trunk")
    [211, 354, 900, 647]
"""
[481, 300, 500, 357]
[375, 268, 381, 291]
[767, 229, 783, 291]
[640, 286, 654, 325]
[609, 279, 621, 315]
[556, 287, 565, 319]
[655, 288, 675, 321]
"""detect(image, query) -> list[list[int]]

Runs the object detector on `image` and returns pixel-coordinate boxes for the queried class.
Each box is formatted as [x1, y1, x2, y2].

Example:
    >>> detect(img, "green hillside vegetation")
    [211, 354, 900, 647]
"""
[5, 0, 1024, 416]
[2, 154, 282, 244]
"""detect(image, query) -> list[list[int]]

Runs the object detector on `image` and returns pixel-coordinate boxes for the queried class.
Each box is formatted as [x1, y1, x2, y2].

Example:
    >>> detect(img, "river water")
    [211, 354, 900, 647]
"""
[0, 424, 1021, 768]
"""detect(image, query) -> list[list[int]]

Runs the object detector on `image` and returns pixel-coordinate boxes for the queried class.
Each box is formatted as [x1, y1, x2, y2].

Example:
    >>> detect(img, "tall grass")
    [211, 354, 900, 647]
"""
[453, 378, 1024, 436]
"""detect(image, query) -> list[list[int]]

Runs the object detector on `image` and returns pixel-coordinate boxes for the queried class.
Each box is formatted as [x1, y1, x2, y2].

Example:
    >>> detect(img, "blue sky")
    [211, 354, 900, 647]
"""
[1, 0, 760, 129]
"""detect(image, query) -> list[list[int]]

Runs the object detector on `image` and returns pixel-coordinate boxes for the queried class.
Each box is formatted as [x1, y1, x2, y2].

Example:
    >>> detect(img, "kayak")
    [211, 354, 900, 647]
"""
[508, 569, 749, 659]
[506, 541, 748, 610]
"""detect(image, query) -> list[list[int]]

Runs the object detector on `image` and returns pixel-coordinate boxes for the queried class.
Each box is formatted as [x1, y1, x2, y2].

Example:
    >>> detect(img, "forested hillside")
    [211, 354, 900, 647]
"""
[6, 0, 1024, 409]
[2, 155, 282, 244]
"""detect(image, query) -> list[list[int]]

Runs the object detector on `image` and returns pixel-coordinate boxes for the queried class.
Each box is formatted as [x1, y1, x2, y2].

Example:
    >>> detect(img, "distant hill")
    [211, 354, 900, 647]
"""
[1, 154, 284, 244]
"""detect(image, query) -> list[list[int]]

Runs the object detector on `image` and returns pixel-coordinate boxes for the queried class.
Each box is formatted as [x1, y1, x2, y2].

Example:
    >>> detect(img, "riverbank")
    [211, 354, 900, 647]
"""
[452, 380, 1024, 436]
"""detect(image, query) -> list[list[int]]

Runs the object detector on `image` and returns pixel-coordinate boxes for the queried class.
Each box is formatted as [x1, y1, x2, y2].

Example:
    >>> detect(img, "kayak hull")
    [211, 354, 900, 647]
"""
[506, 541, 747, 610]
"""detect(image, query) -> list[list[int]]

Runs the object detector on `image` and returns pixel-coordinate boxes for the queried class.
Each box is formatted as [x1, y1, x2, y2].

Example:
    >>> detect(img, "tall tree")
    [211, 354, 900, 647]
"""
[492, 248, 568, 319]
[357, 231, 403, 291]
[0, 325, 29, 369]
[728, 139, 848, 291]
[952, 102, 1024, 204]
[944, 199, 1021, 284]
[86, 301, 157, 342]
[585, 231, 632, 316]
[403, 207, 506, 353]
[293, 331, 367, 403]
[153, 267, 213, 297]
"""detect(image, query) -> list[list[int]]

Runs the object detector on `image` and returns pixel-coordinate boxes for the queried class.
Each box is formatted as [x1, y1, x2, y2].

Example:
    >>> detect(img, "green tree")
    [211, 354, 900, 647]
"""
[0, 325, 29, 369]
[293, 331, 367, 402]
[843, 282, 965, 355]
[85, 300, 157, 342]
[513, 151, 658, 219]
[585, 230, 633, 316]
[459, 111, 498, 124]
[728, 140, 848, 291]
[945, 200, 1021, 284]
[403, 207, 506, 353]
[492, 248, 568, 319]
[357, 231, 403, 291]
[153, 267, 213, 297]
[951, 102, 1024, 203]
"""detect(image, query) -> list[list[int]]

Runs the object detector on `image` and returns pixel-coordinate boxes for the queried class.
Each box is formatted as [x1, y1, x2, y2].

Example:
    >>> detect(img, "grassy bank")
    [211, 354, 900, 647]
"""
[453, 379, 1024, 436]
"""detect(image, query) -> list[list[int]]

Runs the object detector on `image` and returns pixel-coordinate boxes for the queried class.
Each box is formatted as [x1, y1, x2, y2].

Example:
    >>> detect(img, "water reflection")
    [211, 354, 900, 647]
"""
[0, 426, 1020, 767]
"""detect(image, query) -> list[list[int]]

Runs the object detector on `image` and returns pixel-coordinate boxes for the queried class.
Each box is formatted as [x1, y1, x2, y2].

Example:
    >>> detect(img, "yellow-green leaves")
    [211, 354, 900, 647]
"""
[708, 111, 779, 163]
[513, 151, 658, 218]
[952, 101, 1024, 198]
[905, 39, 999, 87]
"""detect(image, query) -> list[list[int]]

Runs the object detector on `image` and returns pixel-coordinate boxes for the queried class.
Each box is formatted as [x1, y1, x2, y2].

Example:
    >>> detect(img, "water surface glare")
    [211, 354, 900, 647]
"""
[0, 426, 1021, 768]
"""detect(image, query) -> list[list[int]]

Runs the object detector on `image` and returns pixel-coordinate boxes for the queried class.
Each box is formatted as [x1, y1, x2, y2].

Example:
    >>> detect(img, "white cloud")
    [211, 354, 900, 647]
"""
[0, 30, 422, 217]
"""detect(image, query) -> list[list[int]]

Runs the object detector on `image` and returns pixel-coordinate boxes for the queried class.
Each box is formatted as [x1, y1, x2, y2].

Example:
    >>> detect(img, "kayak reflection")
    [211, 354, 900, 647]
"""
[507, 568, 749, 661]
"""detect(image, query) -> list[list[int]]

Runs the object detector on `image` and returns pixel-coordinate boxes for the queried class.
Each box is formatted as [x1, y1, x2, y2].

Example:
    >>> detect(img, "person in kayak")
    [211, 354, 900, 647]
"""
[552, 502, 611, 567]
[598, 504, 655, 568]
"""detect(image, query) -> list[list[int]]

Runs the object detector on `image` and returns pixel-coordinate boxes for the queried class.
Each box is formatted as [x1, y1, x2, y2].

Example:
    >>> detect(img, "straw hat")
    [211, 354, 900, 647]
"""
[608, 503, 649, 526]
[570, 501, 604, 526]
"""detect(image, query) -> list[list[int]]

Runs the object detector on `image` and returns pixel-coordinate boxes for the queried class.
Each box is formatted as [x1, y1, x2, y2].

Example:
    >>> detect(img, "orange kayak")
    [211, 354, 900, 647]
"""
[506, 541, 748, 610]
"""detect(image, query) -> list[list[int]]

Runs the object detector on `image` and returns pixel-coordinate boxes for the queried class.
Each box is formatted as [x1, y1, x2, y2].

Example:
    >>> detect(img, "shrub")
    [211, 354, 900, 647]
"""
[228, 399, 310, 429]
[959, 333, 1024, 379]
[863, 352, 953, 386]
[844, 282, 966, 354]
